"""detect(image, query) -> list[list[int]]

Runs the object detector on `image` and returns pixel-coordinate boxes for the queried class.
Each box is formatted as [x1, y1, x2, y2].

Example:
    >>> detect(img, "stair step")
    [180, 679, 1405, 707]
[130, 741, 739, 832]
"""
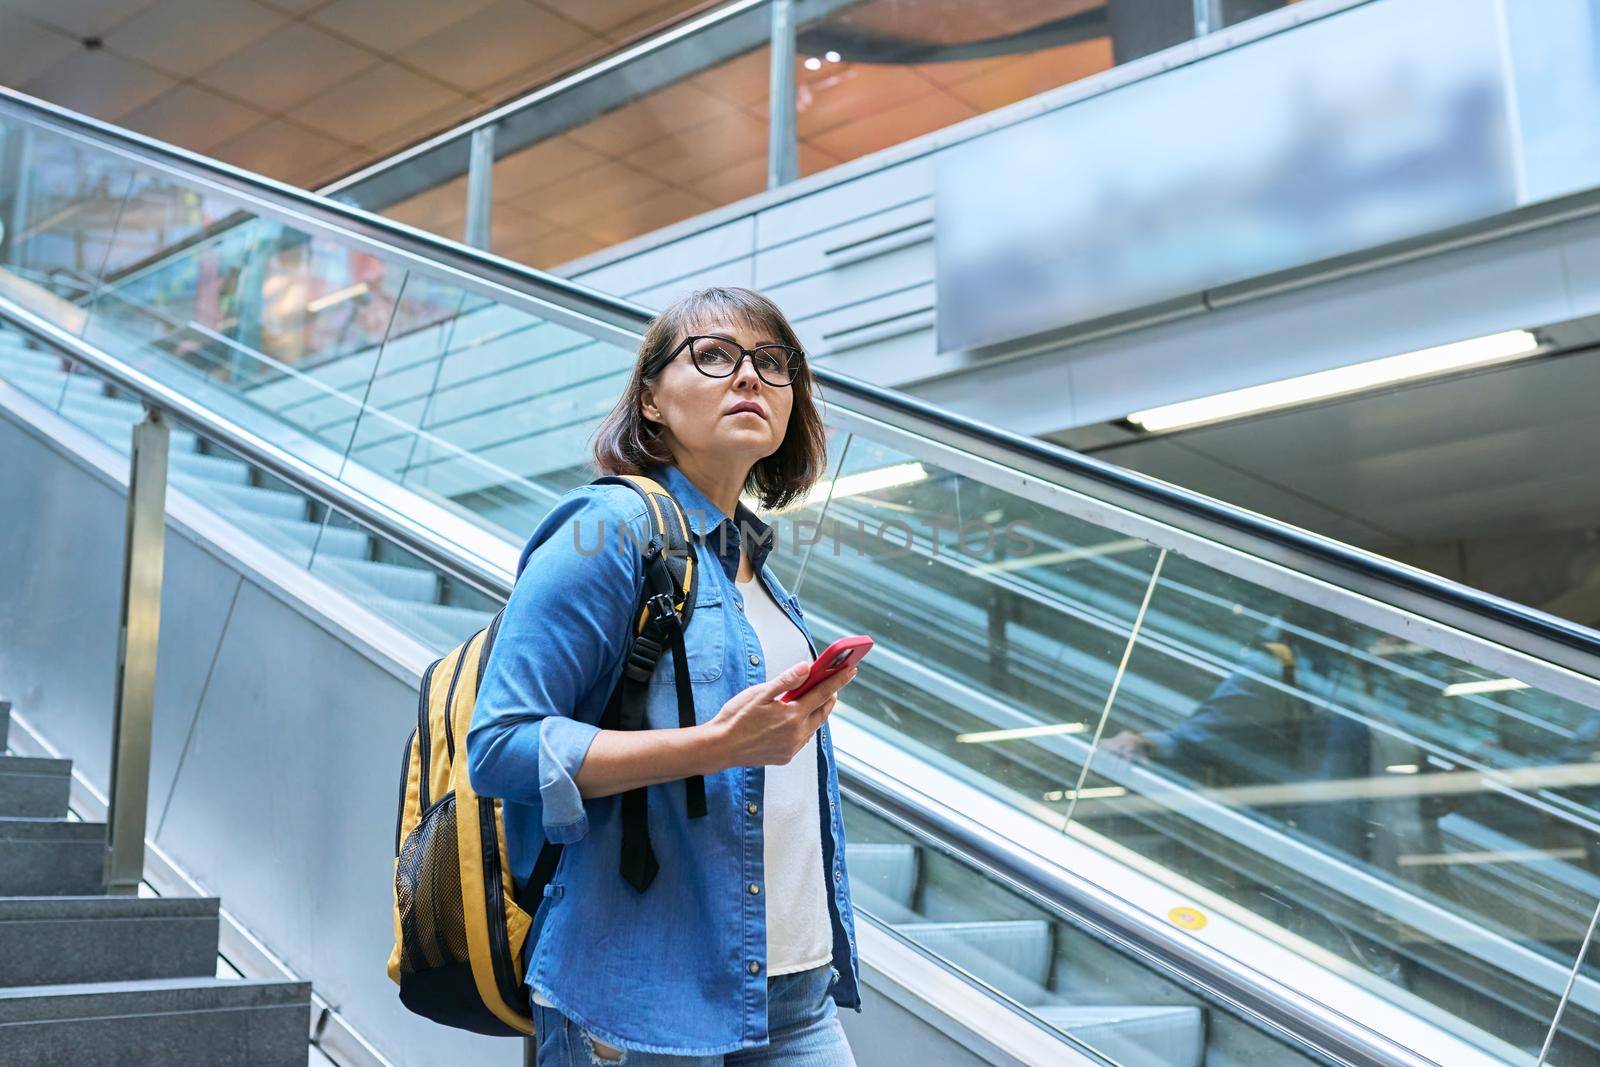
[0, 896, 221, 987]
[198, 482, 308, 522]
[0, 756, 71, 818]
[212, 510, 372, 562]
[0, 364, 106, 408]
[896, 919, 1054, 1001]
[171, 450, 251, 486]
[0, 818, 105, 895]
[357, 595, 495, 649]
[0, 346, 75, 376]
[68, 409, 201, 455]
[311, 556, 439, 603]
[844, 842, 918, 909]
[0, 976, 311, 1066]
[57, 390, 148, 426]
[1034, 1004, 1205, 1067]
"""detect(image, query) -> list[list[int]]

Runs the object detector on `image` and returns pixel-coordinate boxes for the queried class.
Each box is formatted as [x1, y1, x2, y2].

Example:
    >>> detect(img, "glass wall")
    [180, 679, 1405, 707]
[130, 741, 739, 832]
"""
[360, 0, 1306, 271]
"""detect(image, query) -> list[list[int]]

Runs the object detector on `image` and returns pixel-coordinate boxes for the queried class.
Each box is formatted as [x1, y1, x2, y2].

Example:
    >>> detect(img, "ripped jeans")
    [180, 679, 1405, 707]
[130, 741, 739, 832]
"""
[530, 963, 856, 1066]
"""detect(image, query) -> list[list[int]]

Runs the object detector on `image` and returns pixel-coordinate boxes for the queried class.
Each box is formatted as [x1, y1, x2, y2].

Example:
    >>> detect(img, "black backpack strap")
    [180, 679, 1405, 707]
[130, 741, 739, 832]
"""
[588, 475, 706, 893]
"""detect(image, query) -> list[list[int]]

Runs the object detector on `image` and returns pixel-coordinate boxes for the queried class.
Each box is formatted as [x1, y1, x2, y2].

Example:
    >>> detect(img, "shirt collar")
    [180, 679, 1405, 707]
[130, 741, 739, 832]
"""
[643, 461, 776, 575]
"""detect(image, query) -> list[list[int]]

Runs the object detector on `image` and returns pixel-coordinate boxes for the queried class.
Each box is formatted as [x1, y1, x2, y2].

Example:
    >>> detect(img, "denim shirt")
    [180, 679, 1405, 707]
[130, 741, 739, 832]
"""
[466, 461, 861, 1056]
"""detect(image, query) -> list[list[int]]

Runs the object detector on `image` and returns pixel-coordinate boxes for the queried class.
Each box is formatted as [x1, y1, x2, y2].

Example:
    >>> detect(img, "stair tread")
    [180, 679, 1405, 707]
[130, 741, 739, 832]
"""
[0, 756, 71, 776]
[0, 895, 220, 920]
[0, 976, 311, 1022]
[0, 817, 105, 841]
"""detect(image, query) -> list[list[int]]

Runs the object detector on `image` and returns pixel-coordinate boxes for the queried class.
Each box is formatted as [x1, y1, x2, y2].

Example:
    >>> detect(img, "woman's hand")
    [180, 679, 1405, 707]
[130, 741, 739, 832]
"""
[704, 660, 858, 771]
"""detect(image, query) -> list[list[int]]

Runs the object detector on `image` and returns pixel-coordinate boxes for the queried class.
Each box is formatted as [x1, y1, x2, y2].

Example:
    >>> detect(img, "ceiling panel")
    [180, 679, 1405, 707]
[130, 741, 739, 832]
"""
[208, 115, 350, 186]
[195, 20, 376, 112]
[0, 17, 80, 86]
[807, 87, 976, 163]
[567, 78, 744, 157]
[397, 0, 599, 95]
[21, 47, 175, 121]
[117, 82, 270, 153]
[308, 0, 499, 55]
[103, 0, 288, 79]
[287, 61, 463, 145]
[3, 0, 158, 38]
[492, 135, 610, 200]
[551, 0, 704, 40]
[620, 109, 766, 186]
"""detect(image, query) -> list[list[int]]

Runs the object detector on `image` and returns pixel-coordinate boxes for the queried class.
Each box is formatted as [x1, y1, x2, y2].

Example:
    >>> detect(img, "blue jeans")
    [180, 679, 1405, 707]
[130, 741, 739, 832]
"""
[531, 963, 856, 1066]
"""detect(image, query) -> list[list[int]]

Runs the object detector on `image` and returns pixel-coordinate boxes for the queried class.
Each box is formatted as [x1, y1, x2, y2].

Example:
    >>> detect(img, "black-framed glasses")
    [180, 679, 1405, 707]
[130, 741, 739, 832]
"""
[665, 334, 804, 387]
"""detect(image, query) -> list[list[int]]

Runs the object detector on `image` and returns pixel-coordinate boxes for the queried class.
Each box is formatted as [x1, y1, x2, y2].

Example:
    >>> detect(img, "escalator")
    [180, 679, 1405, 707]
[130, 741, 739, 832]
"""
[3, 86, 1600, 1066]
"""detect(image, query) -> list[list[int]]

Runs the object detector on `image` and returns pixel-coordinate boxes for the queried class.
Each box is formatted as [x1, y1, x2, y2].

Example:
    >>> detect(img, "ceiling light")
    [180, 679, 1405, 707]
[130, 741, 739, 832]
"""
[1385, 764, 1420, 774]
[1125, 329, 1540, 432]
[1043, 786, 1127, 801]
[956, 722, 1086, 743]
[1442, 678, 1530, 697]
[804, 56, 822, 70]
[825, 50, 842, 62]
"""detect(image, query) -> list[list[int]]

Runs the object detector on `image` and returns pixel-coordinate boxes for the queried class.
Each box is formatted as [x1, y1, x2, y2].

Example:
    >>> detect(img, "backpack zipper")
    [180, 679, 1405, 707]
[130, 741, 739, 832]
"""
[416, 659, 440, 811]
[395, 727, 416, 856]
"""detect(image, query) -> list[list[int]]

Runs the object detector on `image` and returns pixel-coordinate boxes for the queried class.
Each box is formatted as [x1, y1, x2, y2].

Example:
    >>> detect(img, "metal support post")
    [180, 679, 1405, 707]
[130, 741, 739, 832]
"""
[465, 124, 497, 251]
[105, 406, 170, 896]
[767, 0, 799, 189]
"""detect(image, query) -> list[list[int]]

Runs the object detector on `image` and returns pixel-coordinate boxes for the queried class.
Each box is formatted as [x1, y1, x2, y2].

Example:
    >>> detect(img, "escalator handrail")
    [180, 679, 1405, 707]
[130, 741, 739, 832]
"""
[4, 84, 1599, 677]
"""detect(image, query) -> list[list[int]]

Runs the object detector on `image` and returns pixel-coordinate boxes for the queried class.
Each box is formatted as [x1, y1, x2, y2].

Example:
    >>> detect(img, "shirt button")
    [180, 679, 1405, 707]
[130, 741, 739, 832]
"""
[746, 801, 758, 815]
[749, 653, 760, 666]
[748, 961, 761, 975]
[834, 869, 843, 883]
[749, 882, 761, 895]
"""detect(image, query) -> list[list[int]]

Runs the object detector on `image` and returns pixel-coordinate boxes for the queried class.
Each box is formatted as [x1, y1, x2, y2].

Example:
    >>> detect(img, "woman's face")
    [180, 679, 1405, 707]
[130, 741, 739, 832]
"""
[641, 317, 795, 467]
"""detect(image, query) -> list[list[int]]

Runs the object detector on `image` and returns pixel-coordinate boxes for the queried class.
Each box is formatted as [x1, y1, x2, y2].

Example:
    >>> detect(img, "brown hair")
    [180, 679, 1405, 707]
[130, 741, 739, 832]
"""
[589, 286, 829, 512]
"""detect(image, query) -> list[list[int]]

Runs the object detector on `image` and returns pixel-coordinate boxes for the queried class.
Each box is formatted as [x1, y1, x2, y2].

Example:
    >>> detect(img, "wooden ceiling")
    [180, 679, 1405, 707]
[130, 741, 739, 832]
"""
[0, 0, 715, 187]
[387, 17, 1115, 269]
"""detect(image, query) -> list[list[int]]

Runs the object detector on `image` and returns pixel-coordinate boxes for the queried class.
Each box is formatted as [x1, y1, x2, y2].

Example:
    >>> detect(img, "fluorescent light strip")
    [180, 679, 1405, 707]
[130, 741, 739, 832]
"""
[974, 537, 1149, 575]
[1042, 786, 1127, 802]
[306, 282, 370, 314]
[955, 722, 1087, 744]
[775, 461, 928, 514]
[1126, 329, 1540, 432]
[1442, 677, 1530, 697]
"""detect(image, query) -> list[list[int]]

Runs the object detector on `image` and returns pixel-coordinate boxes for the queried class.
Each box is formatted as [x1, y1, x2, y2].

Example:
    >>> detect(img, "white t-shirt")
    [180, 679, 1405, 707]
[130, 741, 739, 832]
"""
[532, 573, 832, 1009]
[738, 570, 834, 976]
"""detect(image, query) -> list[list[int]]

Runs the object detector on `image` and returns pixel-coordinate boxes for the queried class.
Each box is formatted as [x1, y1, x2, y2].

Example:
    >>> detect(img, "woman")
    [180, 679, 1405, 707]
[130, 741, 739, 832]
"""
[467, 286, 862, 1065]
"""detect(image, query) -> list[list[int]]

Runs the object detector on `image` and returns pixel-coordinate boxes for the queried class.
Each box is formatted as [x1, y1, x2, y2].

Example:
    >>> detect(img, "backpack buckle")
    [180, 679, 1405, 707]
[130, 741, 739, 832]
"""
[645, 591, 680, 628]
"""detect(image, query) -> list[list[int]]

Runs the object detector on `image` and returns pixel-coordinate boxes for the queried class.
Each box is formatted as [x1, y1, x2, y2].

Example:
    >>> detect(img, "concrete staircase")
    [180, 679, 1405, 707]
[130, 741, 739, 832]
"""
[0, 701, 312, 1064]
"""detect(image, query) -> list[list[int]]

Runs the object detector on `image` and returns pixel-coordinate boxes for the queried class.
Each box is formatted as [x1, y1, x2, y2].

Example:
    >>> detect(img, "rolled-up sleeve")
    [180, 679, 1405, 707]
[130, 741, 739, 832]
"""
[466, 486, 648, 844]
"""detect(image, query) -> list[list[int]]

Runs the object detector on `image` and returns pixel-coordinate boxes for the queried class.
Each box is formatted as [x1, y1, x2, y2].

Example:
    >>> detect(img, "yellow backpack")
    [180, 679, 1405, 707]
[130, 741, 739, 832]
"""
[386, 474, 702, 1035]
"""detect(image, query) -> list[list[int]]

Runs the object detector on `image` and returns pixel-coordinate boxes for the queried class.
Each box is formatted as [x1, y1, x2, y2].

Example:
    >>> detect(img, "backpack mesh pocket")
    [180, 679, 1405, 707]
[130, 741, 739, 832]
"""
[396, 793, 468, 972]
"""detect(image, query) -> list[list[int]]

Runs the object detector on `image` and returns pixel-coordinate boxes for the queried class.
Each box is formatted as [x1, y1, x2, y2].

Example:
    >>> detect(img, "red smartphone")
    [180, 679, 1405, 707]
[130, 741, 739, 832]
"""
[780, 635, 873, 703]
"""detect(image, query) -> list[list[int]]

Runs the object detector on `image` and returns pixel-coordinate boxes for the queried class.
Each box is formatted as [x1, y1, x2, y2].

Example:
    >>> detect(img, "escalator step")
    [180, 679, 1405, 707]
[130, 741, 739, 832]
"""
[1033, 1004, 1204, 1067]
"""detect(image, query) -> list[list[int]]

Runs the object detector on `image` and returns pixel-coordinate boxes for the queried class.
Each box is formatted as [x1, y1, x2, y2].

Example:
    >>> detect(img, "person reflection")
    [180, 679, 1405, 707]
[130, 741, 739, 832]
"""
[1099, 610, 1409, 985]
